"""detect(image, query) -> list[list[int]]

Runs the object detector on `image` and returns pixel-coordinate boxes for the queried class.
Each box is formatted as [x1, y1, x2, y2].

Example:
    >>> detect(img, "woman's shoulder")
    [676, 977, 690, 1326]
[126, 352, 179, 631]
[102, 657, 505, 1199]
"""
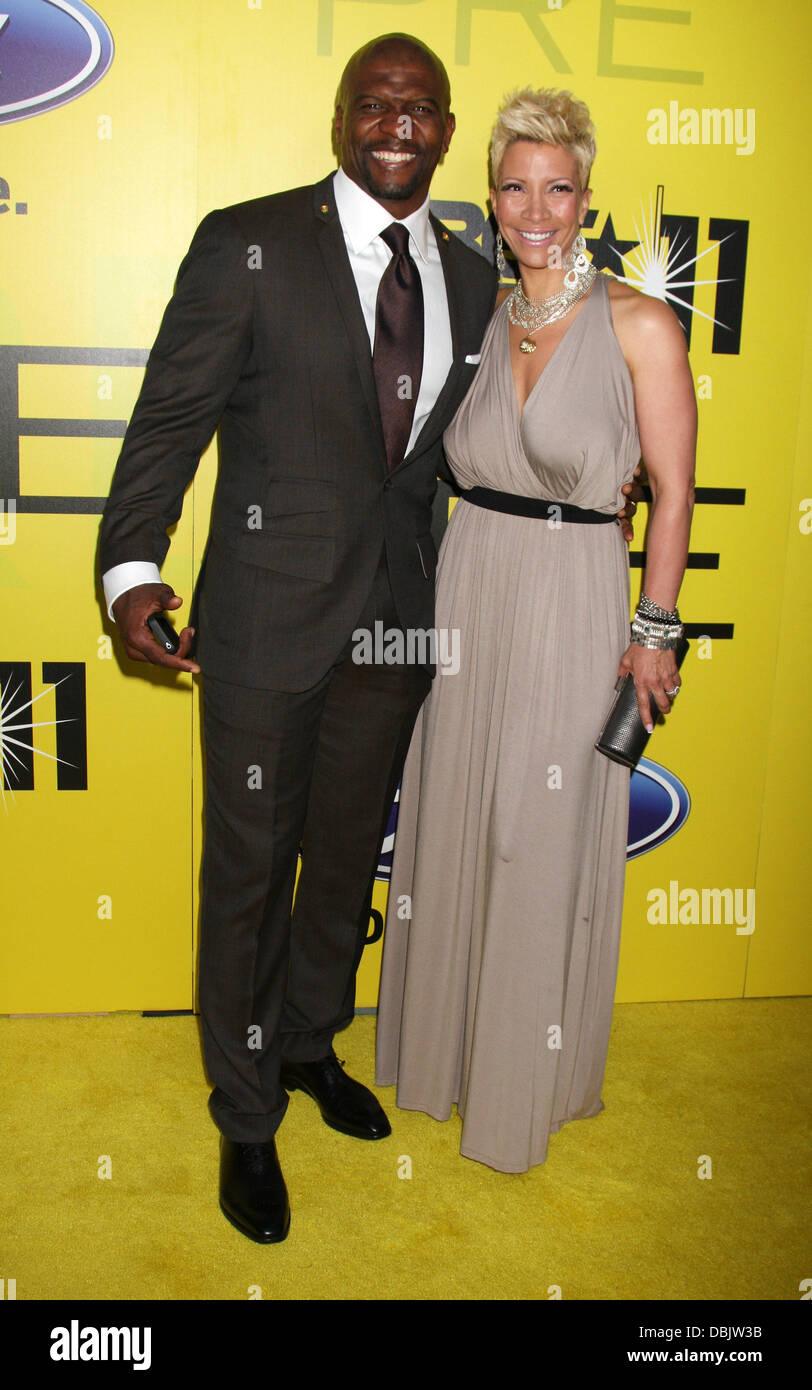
[603, 274, 688, 363]
[604, 274, 681, 335]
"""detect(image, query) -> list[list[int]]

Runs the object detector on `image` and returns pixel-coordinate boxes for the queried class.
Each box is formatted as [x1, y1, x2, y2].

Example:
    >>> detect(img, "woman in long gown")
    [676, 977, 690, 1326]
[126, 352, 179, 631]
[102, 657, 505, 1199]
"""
[375, 89, 697, 1174]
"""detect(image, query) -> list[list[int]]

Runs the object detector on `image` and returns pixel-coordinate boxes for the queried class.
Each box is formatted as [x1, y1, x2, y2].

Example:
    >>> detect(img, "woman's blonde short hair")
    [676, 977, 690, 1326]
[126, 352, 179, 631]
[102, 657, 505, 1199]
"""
[489, 88, 596, 192]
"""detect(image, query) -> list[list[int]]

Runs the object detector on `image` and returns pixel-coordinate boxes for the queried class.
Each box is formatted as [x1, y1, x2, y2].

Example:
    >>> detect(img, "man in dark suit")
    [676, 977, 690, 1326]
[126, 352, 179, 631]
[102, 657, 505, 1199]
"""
[99, 33, 496, 1243]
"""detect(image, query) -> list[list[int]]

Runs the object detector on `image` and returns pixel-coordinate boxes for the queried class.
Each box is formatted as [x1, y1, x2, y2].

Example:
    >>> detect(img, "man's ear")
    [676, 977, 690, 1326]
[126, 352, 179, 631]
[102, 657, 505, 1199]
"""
[443, 111, 456, 154]
[332, 107, 343, 160]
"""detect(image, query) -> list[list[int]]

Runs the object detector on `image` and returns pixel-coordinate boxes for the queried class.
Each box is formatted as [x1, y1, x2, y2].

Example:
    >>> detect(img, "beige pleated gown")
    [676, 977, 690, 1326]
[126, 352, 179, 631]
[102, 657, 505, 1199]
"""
[375, 273, 641, 1173]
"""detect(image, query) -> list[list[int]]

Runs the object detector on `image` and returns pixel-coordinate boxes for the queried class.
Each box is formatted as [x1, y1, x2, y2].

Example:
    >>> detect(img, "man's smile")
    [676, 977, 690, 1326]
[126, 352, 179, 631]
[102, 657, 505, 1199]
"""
[368, 150, 418, 165]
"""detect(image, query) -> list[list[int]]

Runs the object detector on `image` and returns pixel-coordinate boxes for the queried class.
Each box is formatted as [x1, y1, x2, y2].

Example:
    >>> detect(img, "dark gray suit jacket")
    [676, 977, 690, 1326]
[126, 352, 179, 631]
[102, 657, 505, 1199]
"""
[99, 172, 496, 690]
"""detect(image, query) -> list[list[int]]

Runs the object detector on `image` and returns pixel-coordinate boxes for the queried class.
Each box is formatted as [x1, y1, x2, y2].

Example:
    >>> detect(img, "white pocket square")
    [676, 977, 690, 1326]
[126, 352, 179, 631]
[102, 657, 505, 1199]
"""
[465, 353, 481, 365]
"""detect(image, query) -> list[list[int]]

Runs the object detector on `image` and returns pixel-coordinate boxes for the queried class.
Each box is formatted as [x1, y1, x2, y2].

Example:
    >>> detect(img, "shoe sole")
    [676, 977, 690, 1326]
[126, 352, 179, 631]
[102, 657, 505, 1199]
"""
[219, 1200, 291, 1244]
[282, 1078, 391, 1141]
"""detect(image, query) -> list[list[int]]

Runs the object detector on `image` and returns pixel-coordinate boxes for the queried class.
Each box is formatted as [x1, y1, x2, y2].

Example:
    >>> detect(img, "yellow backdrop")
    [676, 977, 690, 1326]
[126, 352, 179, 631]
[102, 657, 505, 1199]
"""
[1, 0, 809, 1012]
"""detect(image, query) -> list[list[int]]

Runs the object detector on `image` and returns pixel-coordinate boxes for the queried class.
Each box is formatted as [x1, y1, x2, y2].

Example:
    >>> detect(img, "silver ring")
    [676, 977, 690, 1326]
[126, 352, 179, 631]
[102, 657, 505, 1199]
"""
[666, 686, 680, 697]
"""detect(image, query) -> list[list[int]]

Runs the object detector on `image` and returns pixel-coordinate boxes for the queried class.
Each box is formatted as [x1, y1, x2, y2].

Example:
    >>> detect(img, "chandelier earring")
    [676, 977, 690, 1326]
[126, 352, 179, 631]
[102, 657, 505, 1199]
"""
[563, 229, 589, 289]
[495, 229, 507, 278]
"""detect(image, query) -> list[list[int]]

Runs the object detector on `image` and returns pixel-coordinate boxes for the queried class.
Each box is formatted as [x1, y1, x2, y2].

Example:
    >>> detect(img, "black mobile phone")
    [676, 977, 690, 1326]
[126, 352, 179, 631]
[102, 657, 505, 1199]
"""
[146, 613, 180, 654]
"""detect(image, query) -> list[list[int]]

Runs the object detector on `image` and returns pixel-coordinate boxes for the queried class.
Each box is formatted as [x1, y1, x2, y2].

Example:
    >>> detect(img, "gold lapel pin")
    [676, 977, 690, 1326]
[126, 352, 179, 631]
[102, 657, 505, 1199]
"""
[441, 229, 450, 241]
[320, 204, 329, 213]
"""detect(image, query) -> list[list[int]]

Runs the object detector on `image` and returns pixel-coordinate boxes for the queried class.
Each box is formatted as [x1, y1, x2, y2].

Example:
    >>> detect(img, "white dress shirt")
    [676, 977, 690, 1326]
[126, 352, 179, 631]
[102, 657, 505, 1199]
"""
[103, 167, 453, 618]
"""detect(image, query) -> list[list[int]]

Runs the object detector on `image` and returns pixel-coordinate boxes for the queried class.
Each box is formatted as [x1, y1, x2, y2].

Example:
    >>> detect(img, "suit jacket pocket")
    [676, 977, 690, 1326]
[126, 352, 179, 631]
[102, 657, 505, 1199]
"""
[234, 531, 335, 583]
[235, 477, 338, 582]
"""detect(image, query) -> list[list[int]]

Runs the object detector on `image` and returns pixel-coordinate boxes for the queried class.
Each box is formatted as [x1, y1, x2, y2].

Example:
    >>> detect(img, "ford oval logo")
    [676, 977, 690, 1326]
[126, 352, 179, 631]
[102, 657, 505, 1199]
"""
[626, 757, 690, 860]
[0, 1, 114, 125]
[376, 757, 690, 880]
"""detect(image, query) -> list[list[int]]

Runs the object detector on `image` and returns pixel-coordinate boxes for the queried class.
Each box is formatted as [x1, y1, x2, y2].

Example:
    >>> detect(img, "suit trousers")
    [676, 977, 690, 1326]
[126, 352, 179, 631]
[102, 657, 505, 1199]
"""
[198, 552, 432, 1142]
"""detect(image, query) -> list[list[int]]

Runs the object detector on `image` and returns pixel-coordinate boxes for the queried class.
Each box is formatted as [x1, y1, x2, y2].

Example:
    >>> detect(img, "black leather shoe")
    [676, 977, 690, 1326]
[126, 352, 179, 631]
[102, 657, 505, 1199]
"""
[219, 1136, 290, 1243]
[280, 1052, 391, 1140]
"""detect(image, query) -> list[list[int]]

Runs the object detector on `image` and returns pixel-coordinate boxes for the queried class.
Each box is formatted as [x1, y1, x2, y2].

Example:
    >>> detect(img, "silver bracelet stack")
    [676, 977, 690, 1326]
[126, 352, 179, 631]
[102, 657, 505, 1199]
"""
[631, 592, 684, 651]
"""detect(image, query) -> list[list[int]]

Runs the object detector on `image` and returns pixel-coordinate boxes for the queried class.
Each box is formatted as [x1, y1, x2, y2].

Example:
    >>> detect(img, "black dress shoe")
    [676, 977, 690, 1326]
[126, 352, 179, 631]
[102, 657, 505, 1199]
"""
[280, 1052, 391, 1140]
[219, 1136, 290, 1243]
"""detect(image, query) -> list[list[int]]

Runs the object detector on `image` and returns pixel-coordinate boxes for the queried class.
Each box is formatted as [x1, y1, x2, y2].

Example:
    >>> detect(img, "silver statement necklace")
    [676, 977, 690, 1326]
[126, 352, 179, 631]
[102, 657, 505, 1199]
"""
[507, 260, 599, 354]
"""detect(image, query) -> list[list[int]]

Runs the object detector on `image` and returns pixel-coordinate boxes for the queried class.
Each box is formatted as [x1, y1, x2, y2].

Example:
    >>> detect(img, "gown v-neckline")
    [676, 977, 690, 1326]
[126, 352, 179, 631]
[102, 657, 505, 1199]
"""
[506, 278, 599, 423]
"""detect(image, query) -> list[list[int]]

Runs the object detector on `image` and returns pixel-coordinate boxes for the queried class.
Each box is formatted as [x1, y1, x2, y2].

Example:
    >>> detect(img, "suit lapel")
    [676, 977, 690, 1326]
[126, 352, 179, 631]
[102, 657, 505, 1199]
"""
[312, 176, 387, 459]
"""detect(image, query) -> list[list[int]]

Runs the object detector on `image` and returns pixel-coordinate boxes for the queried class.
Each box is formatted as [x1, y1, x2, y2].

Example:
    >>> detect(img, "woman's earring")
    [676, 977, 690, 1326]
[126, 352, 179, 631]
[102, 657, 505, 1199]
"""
[563, 229, 589, 288]
[496, 229, 507, 278]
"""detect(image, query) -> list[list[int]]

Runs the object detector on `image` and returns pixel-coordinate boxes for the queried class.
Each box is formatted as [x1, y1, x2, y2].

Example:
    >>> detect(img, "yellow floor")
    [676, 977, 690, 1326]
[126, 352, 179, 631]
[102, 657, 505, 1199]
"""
[1, 1000, 808, 1301]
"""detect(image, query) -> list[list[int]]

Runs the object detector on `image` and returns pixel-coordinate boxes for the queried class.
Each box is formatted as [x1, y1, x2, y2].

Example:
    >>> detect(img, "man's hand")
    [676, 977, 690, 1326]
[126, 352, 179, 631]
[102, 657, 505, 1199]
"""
[616, 462, 649, 545]
[111, 583, 200, 674]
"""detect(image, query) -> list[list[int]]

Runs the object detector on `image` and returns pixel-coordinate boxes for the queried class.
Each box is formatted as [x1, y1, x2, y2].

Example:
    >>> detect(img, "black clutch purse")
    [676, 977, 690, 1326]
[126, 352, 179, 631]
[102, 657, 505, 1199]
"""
[595, 637, 689, 768]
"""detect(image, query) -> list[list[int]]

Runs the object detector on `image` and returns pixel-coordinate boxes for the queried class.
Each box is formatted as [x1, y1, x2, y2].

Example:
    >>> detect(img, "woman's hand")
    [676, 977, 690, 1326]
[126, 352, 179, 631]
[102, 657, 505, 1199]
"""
[617, 643, 680, 734]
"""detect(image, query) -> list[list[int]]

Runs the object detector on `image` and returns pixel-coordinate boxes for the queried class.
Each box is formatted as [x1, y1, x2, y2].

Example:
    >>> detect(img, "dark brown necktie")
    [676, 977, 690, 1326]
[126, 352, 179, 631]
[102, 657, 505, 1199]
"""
[373, 222, 424, 472]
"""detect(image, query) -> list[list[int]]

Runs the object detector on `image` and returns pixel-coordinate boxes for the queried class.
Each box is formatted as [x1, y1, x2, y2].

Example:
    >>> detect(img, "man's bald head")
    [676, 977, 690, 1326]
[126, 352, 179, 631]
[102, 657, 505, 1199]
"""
[335, 33, 452, 127]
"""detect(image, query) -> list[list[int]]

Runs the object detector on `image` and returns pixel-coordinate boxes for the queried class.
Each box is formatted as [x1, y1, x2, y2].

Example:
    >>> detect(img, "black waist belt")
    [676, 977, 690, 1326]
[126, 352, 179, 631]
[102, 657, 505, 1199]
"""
[460, 486, 617, 524]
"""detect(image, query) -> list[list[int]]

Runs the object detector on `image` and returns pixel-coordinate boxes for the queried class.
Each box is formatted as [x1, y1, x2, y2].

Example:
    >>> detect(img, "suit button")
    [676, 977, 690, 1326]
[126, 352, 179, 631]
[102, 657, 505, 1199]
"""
[383, 478, 393, 489]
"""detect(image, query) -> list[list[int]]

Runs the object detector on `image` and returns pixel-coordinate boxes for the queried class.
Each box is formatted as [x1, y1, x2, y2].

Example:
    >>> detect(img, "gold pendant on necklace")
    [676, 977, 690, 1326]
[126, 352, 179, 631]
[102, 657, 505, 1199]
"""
[519, 337, 536, 354]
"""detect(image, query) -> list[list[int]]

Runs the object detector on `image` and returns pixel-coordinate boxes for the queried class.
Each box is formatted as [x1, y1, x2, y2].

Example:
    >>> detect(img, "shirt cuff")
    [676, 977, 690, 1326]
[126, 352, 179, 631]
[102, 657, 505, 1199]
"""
[103, 562, 163, 620]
